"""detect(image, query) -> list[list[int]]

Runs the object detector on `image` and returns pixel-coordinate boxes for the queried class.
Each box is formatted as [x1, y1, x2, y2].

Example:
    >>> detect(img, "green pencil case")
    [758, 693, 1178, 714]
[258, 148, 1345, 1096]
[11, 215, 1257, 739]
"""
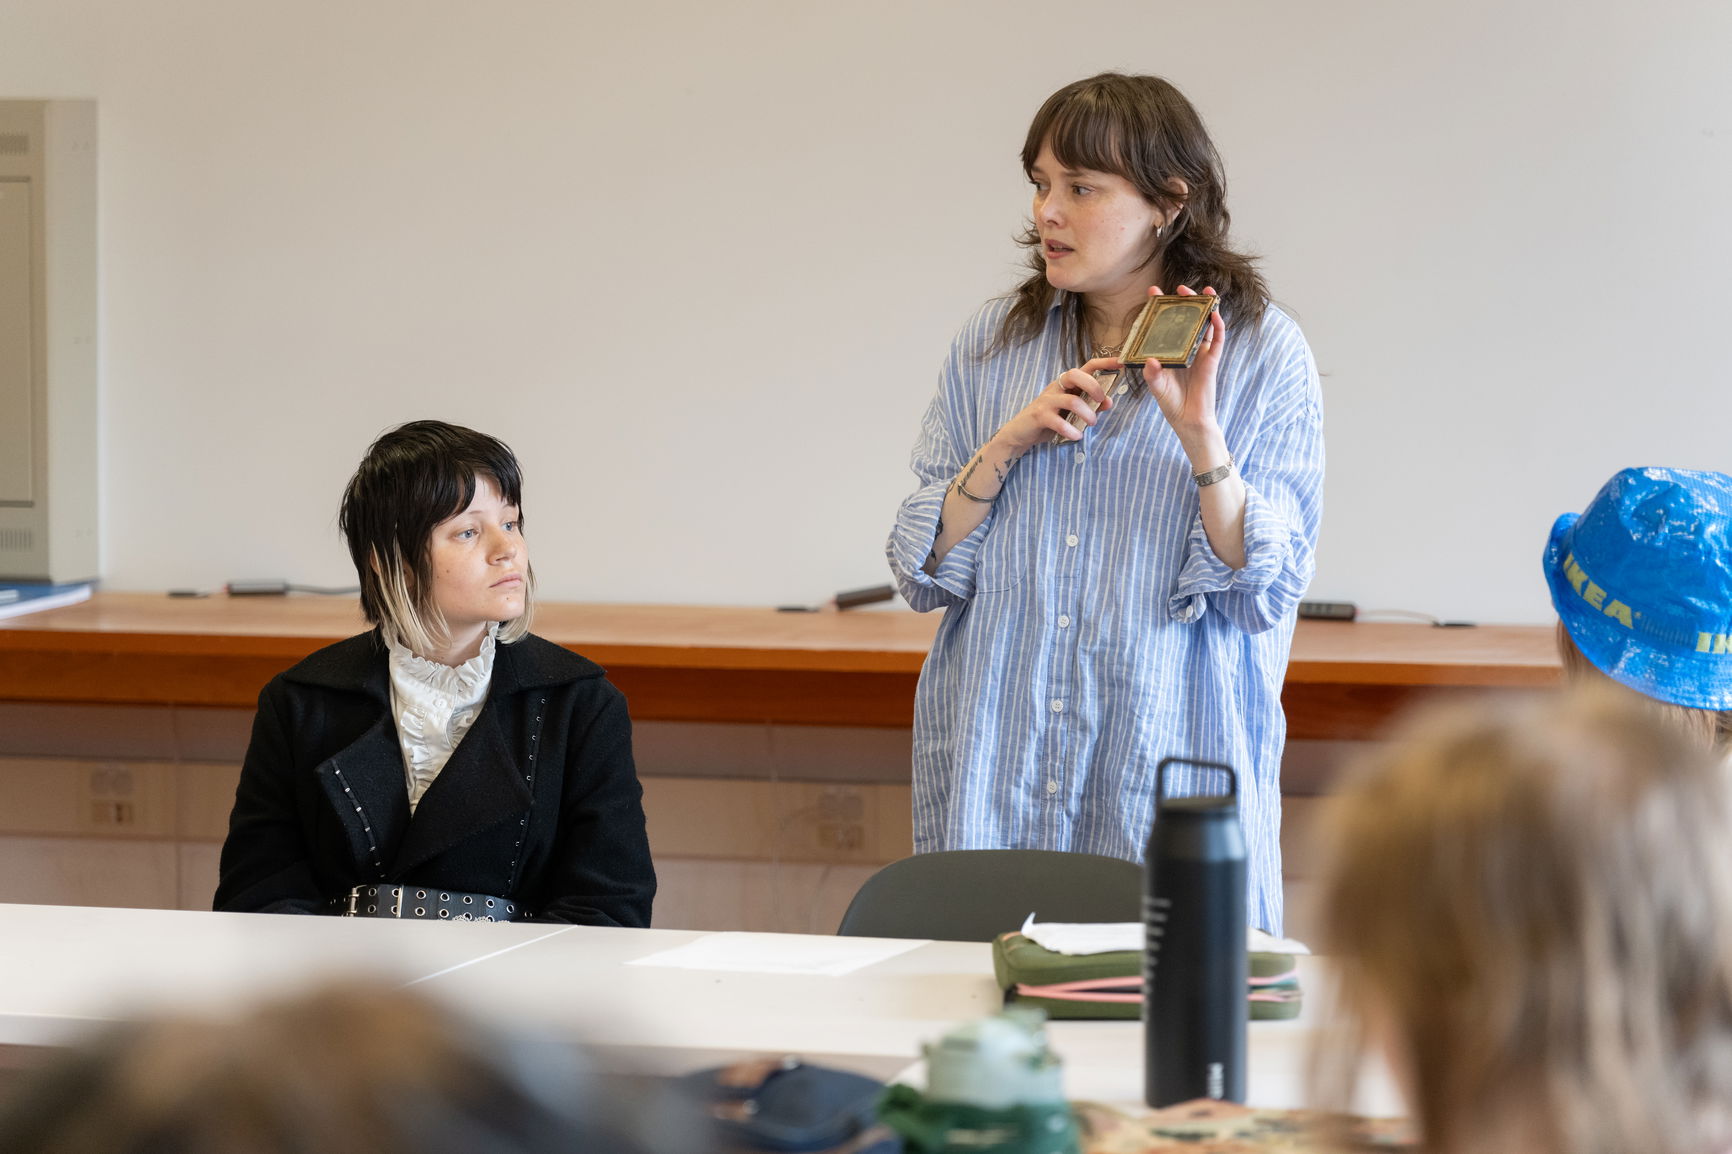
[990, 932, 1303, 1021]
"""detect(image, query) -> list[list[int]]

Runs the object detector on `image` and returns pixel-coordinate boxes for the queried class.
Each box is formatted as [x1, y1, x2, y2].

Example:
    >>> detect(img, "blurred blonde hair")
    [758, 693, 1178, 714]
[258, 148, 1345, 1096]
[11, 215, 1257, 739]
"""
[1311, 689, 1732, 1154]
[0, 981, 694, 1154]
[1556, 621, 1732, 754]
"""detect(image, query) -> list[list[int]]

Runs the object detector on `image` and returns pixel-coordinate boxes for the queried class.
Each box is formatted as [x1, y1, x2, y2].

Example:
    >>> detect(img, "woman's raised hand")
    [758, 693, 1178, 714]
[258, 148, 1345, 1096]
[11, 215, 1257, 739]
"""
[926, 358, 1116, 568]
[993, 357, 1121, 452]
[1142, 285, 1225, 443]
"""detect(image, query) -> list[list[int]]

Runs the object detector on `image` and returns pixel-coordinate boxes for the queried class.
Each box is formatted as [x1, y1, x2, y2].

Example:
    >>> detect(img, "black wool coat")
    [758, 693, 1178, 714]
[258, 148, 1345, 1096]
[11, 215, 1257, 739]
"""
[214, 630, 655, 926]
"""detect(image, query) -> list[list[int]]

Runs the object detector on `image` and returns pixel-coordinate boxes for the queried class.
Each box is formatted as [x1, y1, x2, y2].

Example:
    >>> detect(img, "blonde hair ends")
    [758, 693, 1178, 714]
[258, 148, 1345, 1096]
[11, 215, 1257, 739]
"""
[1311, 690, 1732, 1154]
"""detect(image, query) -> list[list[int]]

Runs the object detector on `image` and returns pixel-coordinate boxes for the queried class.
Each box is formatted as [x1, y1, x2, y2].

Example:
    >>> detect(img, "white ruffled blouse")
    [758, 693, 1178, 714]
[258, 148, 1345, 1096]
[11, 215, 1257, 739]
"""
[387, 624, 497, 814]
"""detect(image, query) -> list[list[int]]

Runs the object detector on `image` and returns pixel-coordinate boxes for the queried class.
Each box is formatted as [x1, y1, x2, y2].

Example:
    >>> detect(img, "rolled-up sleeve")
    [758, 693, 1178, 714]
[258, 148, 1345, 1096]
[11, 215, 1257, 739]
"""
[888, 341, 997, 612]
[1169, 355, 1325, 634]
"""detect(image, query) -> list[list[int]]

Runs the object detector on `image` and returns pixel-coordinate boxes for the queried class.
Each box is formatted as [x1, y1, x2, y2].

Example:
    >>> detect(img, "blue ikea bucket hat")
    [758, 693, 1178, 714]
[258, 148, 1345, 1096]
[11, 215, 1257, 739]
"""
[1543, 467, 1732, 710]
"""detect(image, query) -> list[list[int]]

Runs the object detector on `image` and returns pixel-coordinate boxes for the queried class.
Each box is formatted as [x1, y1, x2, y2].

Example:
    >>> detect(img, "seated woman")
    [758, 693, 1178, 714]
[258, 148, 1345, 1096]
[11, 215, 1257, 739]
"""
[1544, 466, 1732, 751]
[214, 420, 654, 924]
[1313, 690, 1732, 1154]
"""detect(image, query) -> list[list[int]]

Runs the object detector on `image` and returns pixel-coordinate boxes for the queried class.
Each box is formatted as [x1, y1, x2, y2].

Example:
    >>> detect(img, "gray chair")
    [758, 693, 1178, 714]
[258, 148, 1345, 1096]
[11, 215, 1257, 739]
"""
[835, 849, 1143, 941]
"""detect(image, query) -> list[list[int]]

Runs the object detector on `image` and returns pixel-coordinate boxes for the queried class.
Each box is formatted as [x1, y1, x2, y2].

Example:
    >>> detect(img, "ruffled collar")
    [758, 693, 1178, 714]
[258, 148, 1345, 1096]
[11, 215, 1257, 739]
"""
[387, 623, 499, 696]
[388, 624, 498, 810]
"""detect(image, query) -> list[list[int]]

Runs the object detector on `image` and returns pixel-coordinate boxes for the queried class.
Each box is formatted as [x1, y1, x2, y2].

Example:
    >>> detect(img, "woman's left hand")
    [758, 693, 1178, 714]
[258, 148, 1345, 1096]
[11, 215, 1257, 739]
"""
[1141, 284, 1225, 447]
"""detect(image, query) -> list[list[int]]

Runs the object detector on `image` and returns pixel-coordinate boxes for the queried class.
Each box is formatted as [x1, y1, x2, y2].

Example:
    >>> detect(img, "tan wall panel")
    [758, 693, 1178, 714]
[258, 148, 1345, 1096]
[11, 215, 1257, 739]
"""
[762, 725, 912, 783]
[178, 842, 222, 911]
[875, 785, 913, 861]
[641, 777, 779, 859]
[0, 703, 180, 760]
[0, 836, 178, 908]
[168, 707, 255, 763]
[176, 763, 240, 841]
[642, 777, 914, 865]
[0, 757, 175, 838]
[652, 858, 879, 935]
[0, 756, 78, 832]
[633, 721, 771, 779]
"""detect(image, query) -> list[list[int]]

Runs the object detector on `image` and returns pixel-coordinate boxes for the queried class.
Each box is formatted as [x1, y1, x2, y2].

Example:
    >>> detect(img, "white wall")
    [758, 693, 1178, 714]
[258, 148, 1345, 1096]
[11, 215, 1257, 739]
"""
[3, 0, 1728, 622]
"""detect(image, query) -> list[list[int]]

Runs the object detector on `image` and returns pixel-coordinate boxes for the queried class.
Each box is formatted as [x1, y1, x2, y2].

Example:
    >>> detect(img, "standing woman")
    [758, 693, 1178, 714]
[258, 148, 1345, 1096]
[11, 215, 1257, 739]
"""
[216, 421, 655, 925]
[887, 73, 1323, 933]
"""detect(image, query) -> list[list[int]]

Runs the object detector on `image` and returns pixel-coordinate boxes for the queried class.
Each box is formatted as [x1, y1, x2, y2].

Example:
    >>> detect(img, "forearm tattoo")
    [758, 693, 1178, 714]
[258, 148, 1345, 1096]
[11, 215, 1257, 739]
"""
[953, 456, 996, 504]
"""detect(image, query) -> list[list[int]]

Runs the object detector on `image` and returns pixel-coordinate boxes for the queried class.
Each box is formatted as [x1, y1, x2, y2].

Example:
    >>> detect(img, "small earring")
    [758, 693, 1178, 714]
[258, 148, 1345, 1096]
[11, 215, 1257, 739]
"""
[1155, 224, 1165, 240]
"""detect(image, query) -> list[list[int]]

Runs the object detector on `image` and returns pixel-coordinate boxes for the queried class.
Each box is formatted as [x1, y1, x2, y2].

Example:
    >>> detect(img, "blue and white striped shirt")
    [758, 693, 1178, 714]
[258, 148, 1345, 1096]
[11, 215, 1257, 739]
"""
[887, 293, 1324, 934]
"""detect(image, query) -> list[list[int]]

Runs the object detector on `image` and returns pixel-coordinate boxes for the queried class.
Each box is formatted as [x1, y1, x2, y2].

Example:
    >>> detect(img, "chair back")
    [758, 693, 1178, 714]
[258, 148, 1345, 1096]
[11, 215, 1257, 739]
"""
[835, 849, 1142, 941]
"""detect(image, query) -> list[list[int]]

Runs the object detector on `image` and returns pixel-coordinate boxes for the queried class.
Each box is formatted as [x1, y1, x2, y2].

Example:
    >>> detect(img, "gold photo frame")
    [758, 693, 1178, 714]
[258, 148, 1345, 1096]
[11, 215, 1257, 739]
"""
[1051, 293, 1221, 442]
[1120, 294, 1219, 369]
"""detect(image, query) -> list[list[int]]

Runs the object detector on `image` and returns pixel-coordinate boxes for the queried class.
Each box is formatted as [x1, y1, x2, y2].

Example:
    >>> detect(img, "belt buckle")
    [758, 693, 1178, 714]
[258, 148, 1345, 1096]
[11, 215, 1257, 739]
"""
[344, 884, 406, 918]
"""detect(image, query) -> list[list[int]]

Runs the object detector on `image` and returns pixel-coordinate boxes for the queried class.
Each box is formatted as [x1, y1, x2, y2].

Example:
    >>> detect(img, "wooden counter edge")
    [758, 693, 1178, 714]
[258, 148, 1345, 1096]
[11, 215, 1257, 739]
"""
[0, 629, 931, 675]
[0, 629, 1559, 685]
[0, 596, 1563, 722]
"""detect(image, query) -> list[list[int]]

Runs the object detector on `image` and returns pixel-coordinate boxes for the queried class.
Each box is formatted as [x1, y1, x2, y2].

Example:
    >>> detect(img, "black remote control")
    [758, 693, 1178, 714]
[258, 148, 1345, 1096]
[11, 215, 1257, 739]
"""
[1297, 600, 1357, 621]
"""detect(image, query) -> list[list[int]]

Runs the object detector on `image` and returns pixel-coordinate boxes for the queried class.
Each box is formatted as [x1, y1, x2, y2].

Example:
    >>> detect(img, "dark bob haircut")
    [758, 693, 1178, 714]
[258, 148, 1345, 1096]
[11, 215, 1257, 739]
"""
[338, 420, 534, 653]
[996, 72, 1269, 360]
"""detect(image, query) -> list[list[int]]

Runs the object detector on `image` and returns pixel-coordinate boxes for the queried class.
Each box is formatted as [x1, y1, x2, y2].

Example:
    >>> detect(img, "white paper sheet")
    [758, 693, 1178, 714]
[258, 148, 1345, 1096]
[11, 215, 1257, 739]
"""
[1017, 916, 1141, 955]
[1018, 916, 1310, 957]
[626, 932, 928, 977]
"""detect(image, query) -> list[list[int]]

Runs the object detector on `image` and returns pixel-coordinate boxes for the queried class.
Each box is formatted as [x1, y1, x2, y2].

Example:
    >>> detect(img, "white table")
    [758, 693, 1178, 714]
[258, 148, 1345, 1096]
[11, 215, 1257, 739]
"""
[0, 904, 998, 1083]
[0, 903, 1397, 1113]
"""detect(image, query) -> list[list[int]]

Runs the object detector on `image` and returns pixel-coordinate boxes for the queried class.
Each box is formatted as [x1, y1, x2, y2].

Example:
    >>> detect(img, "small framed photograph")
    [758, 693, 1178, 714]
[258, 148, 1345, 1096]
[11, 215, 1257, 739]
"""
[1121, 294, 1219, 368]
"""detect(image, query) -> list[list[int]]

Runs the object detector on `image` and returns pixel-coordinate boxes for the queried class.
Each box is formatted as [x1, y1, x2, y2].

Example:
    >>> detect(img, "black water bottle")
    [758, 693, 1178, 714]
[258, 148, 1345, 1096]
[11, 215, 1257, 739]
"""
[1144, 756, 1246, 1107]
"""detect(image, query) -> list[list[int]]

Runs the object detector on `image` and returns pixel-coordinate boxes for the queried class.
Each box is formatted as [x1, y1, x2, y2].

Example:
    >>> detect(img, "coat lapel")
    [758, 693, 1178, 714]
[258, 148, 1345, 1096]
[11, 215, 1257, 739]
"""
[387, 697, 531, 877]
[291, 633, 586, 885]
[314, 715, 412, 877]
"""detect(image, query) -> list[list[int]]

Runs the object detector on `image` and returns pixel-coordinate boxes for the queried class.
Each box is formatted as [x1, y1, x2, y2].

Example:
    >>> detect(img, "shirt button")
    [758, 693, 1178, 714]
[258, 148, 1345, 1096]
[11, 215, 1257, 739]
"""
[1114, 384, 1127, 396]
[1058, 615, 1071, 628]
[1066, 533, 1079, 547]
[1045, 780, 1059, 795]
[1050, 698, 1064, 713]
[1075, 450, 1087, 462]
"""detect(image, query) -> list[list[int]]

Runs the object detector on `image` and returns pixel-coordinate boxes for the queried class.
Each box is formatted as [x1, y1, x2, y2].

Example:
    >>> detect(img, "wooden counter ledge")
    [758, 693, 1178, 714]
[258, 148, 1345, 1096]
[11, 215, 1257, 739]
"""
[0, 593, 1560, 736]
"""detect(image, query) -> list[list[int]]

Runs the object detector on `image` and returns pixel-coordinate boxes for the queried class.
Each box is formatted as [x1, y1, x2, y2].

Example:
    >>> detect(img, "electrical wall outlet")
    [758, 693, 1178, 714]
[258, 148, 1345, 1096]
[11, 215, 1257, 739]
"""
[71, 761, 174, 836]
[795, 785, 869, 862]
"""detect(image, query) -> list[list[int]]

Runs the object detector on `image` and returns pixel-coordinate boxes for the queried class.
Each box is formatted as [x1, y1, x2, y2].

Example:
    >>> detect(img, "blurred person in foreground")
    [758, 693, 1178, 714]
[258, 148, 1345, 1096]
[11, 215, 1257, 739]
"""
[1311, 689, 1732, 1154]
[0, 981, 700, 1154]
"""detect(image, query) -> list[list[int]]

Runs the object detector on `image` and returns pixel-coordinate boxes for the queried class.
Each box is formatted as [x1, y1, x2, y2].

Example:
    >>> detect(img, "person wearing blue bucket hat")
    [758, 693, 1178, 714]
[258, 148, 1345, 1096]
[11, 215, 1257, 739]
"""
[1543, 467, 1732, 748]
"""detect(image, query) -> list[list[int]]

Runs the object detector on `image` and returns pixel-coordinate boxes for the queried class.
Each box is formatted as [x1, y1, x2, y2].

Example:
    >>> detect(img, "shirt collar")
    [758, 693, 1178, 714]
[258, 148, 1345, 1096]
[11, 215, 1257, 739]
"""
[386, 621, 498, 700]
